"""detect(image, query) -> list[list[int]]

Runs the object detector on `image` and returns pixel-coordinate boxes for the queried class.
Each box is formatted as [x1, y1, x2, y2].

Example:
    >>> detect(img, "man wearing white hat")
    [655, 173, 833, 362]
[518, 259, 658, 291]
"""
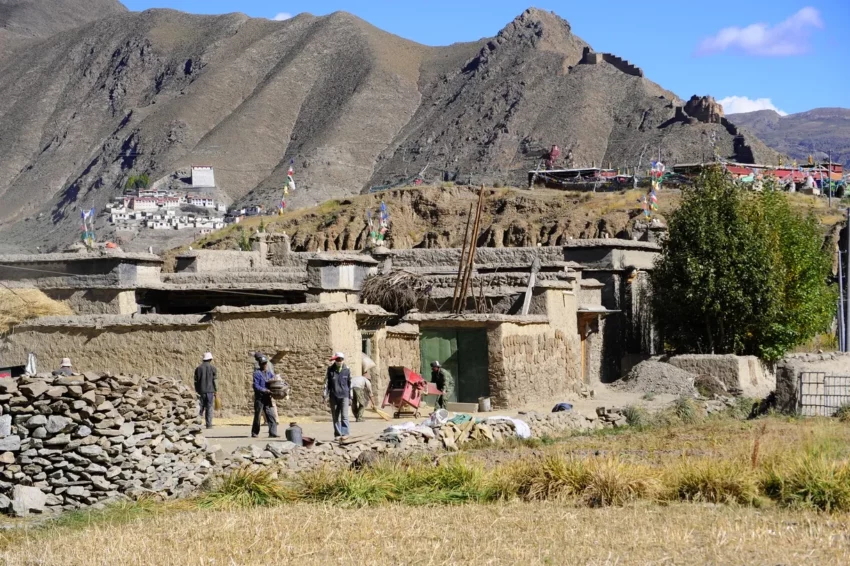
[53, 358, 73, 376]
[323, 352, 351, 438]
[194, 352, 218, 429]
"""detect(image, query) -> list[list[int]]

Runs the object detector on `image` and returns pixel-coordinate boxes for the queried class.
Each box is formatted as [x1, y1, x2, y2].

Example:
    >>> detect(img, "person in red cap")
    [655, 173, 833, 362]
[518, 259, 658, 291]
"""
[323, 352, 351, 438]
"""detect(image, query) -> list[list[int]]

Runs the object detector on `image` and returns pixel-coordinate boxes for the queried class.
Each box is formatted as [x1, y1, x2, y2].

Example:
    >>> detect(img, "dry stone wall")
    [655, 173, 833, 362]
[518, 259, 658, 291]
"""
[0, 372, 214, 517]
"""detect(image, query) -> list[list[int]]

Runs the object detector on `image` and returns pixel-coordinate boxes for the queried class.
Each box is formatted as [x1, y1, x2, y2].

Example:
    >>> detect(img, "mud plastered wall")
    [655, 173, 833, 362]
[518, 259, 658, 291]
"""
[1, 310, 361, 415]
[488, 322, 581, 409]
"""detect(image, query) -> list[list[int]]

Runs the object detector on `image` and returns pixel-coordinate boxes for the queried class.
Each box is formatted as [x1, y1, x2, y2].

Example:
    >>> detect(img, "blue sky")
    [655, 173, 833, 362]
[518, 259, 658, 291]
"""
[122, 0, 849, 115]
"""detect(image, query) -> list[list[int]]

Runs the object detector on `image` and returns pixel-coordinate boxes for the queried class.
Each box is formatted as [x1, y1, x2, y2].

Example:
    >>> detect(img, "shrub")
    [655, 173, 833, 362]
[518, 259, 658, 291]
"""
[200, 466, 292, 508]
[666, 459, 760, 505]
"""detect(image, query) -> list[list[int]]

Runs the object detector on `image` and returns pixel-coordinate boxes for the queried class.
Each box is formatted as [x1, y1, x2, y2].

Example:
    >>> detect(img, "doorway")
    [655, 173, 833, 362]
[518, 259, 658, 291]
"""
[419, 329, 489, 403]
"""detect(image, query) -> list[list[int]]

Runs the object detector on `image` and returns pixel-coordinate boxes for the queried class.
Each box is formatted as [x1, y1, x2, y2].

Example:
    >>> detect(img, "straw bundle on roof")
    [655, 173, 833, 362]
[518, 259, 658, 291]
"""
[360, 271, 431, 317]
[0, 288, 73, 334]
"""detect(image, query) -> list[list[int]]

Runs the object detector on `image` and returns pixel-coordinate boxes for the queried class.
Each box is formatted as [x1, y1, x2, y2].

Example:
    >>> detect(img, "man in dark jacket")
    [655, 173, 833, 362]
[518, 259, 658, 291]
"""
[251, 356, 279, 438]
[323, 352, 351, 438]
[430, 361, 452, 410]
[194, 352, 217, 429]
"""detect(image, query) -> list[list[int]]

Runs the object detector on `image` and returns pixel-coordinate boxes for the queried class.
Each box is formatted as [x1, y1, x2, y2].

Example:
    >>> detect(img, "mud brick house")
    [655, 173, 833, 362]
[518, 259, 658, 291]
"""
[0, 235, 660, 413]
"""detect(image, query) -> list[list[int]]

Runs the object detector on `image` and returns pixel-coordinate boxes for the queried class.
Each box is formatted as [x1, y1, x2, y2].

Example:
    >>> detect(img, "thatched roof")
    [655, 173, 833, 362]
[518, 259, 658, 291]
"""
[360, 271, 432, 317]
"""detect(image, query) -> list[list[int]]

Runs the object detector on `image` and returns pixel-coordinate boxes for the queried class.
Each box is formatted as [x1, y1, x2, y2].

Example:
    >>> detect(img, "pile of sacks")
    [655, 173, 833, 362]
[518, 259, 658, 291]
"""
[0, 372, 215, 517]
[223, 409, 605, 474]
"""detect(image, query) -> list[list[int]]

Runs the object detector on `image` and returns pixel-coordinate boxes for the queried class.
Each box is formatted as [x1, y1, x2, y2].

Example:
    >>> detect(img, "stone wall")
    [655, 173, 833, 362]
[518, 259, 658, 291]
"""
[0, 306, 368, 415]
[488, 322, 581, 408]
[579, 47, 643, 77]
[667, 355, 775, 398]
[0, 372, 213, 517]
[44, 289, 138, 315]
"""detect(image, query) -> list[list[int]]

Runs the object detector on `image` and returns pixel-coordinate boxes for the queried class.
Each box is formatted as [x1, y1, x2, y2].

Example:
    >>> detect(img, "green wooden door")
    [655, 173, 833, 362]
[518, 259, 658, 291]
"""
[456, 330, 490, 402]
[420, 330, 459, 403]
[420, 329, 489, 404]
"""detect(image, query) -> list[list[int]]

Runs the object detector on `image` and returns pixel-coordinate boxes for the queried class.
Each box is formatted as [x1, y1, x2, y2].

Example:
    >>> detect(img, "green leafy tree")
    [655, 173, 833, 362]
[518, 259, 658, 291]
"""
[651, 166, 835, 361]
[236, 226, 251, 251]
[125, 173, 150, 191]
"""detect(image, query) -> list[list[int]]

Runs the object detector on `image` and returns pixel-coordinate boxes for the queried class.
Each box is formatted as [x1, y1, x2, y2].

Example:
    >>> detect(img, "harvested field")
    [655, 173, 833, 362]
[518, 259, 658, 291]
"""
[3, 416, 850, 564]
[2, 502, 848, 565]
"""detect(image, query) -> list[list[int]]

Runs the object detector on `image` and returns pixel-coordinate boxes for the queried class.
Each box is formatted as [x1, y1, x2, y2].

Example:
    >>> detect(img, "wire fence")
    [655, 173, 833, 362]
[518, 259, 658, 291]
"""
[798, 372, 850, 416]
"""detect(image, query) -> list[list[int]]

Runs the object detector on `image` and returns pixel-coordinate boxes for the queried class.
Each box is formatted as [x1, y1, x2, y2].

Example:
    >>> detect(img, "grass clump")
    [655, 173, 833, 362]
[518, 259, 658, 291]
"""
[673, 396, 701, 424]
[762, 454, 850, 512]
[200, 466, 293, 509]
[622, 406, 650, 428]
[298, 457, 490, 506]
[666, 459, 760, 505]
[494, 455, 657, 507]
[834, 403, 850, 423]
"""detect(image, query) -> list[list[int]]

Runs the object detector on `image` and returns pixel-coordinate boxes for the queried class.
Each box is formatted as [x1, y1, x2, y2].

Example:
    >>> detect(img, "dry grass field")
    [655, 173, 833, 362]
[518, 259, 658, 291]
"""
[2, 415, 849, 565]
[2, 502, 848, 565]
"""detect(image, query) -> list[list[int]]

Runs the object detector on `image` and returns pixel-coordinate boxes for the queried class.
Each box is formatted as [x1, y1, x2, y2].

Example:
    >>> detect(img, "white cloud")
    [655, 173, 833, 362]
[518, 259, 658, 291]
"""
[718, 96, 788, 116]
[272, 12, 292, 21]
[696, 7, 823, 56]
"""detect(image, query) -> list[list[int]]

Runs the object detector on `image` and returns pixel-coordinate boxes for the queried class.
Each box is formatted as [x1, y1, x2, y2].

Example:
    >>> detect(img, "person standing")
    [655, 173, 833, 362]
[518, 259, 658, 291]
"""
[350, 368, 375, 423]
[323, 352, 351, 438]
[194, 352, 217, 429]
[251, 356, 279, 438]
[430, 361, 452, 410]
[253, 352, 277, 425]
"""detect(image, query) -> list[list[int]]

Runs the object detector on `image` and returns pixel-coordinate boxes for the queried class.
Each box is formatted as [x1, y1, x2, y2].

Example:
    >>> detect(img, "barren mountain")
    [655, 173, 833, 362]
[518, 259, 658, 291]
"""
[0, 4, 779, 253]
[728, 108, 850, 168]
[0, 0, 125, 55]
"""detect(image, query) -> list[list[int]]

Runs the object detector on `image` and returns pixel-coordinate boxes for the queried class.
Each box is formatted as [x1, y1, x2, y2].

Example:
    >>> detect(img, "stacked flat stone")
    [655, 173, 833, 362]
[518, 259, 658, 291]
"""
[593, 407, 628, 428]
[0, 372, 214, 517]
[221, 410, 603, 474]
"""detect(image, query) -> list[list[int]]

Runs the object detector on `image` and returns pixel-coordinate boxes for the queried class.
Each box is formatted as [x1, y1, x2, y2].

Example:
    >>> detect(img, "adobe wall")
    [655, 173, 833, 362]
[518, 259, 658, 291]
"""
[0, 255, 161, 289]
[0, 309, 364, 415]
[775, 353, 850, 413]
[175, 251, 265, 273]
[44, 289, 138, 315]
[487, 322, 581, 409]
[371, 325, 421, 399]
[667, 354, 775, 398]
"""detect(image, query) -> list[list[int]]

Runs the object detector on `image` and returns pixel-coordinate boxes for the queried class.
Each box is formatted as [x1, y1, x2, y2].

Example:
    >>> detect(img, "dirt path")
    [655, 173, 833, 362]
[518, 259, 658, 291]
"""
[202, 385, 676, 453]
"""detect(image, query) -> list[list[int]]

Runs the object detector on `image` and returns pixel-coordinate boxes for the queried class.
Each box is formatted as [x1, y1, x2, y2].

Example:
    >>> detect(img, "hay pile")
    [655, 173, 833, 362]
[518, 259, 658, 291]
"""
[0, 289, 72, 334]
[360, 271, 431, 316]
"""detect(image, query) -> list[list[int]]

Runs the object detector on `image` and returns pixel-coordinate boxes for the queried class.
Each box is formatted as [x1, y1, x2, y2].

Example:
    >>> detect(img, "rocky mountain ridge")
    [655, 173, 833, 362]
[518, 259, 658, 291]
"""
[728, 108, 850, 168]
[0, 3, 779, 252]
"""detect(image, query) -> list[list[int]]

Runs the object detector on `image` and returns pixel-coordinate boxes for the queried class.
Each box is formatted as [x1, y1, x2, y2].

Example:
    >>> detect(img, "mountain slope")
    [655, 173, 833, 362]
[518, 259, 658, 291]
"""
[728, 108, 850, 168]
[0, 6, 778, 253]
[0, 0, 126, 49]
